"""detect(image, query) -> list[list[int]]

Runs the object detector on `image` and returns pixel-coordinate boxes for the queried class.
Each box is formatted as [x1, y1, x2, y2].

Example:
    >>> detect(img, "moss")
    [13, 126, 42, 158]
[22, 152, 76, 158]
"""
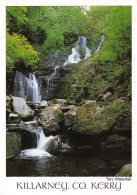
[60, 40, 131, 102]
[105, 102, 131, 132]
[6, 132, 21, 159]
[116, 164, 132, 176]
[54, 108, 64, 123]
[67, 113, 75, 123]
[72, 102, 130, 136]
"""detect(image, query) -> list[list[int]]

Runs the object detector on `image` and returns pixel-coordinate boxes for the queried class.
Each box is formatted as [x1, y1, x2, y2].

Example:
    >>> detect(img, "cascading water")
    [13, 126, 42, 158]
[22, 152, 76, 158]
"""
[95, 36, 104, 53]
[37, 129, 52, 150]
[20, 128, 53, 158]
[64, 36, 91, 65]
[14, 71, 41, 102]
[13, 36, 102, 101]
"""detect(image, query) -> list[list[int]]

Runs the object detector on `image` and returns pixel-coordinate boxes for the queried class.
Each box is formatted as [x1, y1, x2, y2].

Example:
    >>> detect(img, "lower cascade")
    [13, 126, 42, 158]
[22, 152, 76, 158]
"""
[20, 128, 53, 158]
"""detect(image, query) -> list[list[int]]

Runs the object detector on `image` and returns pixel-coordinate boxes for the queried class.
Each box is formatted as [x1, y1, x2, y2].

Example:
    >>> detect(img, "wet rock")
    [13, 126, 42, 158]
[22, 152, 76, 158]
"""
[19, 120, 39, 131]
[6, 132, 21, 159]
[115, 164, 132, 176]
[46, 136, 61, 155]
[39, 105, 64, 135]
[12, 97, 34, 120]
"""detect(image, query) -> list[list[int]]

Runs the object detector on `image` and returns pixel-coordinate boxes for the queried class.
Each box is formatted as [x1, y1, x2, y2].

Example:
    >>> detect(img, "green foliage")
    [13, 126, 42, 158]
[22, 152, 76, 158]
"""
[7, 6, 89, 55]
[60, 6, 131, 101]
[6, 6, 28, 23]
[105, 102, 131, 119]
[6, 30, 39, 73]
[6, 6, 131, 102]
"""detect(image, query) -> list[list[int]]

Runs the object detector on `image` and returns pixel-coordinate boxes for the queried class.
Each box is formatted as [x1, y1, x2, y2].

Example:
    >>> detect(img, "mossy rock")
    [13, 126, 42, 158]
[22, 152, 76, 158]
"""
[6, 132, 21, 159]
[7, 127, 37, 149]
[39, 105, 64, 135]
[64, 106, 78, 127]
[116, 164, 132, 176]
[54, 108, 65, 123]
[72, 102, 131, 136]
[46, 136, 61, 155]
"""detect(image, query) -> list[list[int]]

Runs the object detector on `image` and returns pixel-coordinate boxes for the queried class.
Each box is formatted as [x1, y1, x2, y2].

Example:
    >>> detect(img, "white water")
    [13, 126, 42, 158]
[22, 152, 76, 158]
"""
[13, 36, 103, 101]
[14, 71, 41, 102]
[64, 36, 91, 65]
[95, 36, 104, 53]
[46, 65, 59, 91]
[20, 129, 53, 158]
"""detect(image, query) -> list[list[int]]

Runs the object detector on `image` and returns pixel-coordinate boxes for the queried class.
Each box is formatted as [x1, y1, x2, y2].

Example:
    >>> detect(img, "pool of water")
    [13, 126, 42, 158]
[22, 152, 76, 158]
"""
[6, 149, 131, 177]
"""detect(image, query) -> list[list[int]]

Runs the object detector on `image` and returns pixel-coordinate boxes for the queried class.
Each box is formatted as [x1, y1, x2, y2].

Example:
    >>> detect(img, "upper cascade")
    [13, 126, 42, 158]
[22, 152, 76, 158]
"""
[64, 36, 91, 65]
[13, 36, 103, 102]
[95, 36, 104, 53]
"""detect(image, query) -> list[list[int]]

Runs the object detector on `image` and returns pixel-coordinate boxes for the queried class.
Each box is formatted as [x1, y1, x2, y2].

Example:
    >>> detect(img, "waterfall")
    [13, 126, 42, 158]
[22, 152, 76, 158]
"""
[14, 71, 41, 102]
[64, 36, 91, 65]
[45, 65, 59, 99]
[95, 36, 104, 53]
[20, 128, 53, 158]
[37, 130, 53, 150]
[13, 36, 91, 101]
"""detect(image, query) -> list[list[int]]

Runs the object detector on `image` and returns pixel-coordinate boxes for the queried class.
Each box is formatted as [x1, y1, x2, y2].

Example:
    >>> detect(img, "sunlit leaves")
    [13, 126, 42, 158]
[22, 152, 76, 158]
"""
[6, 6, 28, 24]
[6, 31, 39, 73]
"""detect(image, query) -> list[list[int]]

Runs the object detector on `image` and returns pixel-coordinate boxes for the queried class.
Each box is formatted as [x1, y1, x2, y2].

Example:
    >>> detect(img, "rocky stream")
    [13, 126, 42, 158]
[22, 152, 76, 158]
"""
[6, 37, 131, 177]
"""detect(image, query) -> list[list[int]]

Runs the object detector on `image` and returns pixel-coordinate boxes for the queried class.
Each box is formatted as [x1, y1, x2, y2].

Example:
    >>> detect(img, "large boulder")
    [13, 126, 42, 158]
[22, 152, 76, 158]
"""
[7, 126, 37, 150]
[46, 136, 61, 155]
[64, 106, 78, 128]
[112, 103, 131, 135]
[116, 164, 132, 176]
[6, 132, 21, 159]
[12, 97, 34, 120]
[39, 105, 64, 135]
[72, 102, 131, 137]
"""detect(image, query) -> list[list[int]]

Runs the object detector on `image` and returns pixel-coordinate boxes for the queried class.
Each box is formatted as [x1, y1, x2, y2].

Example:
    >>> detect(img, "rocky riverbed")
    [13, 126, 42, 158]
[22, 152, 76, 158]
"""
[6, 96, 131, 176]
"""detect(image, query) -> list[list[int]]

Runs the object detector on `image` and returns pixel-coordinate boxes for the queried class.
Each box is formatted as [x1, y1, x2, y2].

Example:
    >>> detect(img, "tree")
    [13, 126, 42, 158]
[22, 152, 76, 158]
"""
[6, 29, 39, 73]
[6, 6, 39, 73]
